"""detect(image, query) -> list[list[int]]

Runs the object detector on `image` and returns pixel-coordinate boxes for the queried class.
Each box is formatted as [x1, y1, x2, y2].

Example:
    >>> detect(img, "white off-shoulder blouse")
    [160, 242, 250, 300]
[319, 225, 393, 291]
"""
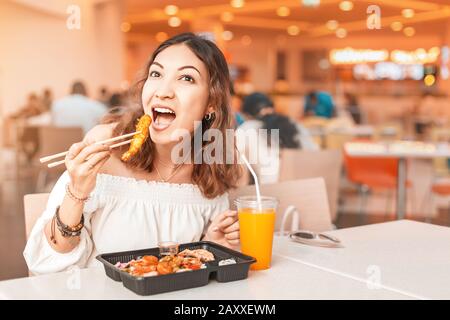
[23, 172, 229, 275]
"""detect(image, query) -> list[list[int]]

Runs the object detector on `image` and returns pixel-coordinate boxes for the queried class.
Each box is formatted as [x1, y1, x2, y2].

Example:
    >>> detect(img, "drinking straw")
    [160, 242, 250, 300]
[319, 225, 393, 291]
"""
[239, 153, 263, 211]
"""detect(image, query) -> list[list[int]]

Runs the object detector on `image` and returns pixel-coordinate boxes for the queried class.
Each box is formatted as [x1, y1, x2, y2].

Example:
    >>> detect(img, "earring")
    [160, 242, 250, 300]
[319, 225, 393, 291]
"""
[204, 113, 214, 121]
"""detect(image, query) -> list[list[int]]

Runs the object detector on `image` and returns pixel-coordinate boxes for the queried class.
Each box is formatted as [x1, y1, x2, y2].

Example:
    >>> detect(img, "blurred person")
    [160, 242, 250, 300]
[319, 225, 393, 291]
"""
[4, 93, 42, 157]
[412, 92, 435, 137]
[41, 88, 53, 112]
[52, 81, 108, 133]
[344, 92, 362, 125]
[230, 81, 245, 127]
[10, 93, 44, 119]
[107, 91, 128, 114]
[237, 92, 318, 184]
[108, 92, 123, 108]
[304, 90, 336, 119]
[98, 86, 110, 105]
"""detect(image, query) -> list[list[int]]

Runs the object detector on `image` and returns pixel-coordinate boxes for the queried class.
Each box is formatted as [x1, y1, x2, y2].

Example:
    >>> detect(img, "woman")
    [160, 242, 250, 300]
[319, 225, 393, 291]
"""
[237, 92, 318, 184]
[24, 33, 242, 275]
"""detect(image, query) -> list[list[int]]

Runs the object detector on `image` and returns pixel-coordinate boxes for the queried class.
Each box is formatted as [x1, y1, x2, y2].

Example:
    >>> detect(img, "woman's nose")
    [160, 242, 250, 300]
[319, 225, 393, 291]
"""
[155, 79, 175, 99]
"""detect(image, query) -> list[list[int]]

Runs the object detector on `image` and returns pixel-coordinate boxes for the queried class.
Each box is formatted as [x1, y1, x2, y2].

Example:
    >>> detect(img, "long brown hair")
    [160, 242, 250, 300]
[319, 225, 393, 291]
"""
[103, 33, 242, 199]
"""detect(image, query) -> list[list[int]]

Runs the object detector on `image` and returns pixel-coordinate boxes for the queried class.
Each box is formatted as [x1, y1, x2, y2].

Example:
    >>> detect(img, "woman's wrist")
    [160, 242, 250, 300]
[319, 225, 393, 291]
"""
[67, 183, 91, 201]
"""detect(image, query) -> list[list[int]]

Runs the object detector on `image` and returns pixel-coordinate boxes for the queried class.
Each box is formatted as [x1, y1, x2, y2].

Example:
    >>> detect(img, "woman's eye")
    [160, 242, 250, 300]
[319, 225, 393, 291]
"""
[180, 75, 194, 83]
[149, 71, 160, 77]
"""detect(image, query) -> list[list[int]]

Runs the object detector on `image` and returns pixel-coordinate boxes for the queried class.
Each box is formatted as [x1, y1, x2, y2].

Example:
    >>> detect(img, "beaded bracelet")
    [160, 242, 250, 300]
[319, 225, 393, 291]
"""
[55, 206, 84, 238]
[65, 183, 89, 203]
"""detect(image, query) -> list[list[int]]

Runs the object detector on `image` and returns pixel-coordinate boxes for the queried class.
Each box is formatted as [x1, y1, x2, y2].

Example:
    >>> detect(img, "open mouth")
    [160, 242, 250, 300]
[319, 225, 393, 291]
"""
[151, 105, 177, 130]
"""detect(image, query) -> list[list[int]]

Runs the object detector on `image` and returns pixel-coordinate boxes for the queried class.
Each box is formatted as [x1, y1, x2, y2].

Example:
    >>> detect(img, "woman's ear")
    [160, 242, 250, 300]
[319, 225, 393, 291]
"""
[206, 105, 215, 116]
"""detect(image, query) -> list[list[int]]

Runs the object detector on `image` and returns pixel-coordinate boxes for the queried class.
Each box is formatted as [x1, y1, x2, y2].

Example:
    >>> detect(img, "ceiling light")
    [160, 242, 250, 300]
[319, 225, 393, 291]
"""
[222, 30, 234, 41]
[164, 5, 178, 16]
[339, 1, 354, 11]
[230, 0, 245, 8]
[155, 32, 168, 42]
[326, 20, 339, 30]
[168, 16, 181, 27]
[221, 12, 234, 22]
[302, 0, 320, 7]
[336, 28, 347, 38]
[402, 9, 414, 19]
[277, 6, 291, 17]
[390, 21, 403, 32]
[403, 27, 415, 37]
[287, 25, 300, 36]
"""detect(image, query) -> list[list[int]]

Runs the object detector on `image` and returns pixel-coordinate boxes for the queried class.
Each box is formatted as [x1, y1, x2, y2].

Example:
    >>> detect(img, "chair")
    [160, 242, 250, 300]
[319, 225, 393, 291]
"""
[35, 126, 83, 191]
[278, 149, 342, 223]
[23, 193, 49, 240]
[420, 127, 450, 220]
[343, 143, 413, 217]
[430, 127, 450, 176]
[324, 131, 353, 150]
[229, 178, 333, 233]
[302, 116, 330, 148]
[23, 193, 50, 276]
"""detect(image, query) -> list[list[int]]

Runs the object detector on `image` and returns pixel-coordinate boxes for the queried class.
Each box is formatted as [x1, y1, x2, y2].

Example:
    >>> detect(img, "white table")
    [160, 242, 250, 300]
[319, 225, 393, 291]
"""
[309, 125, 374, 138]
[275, 220, 450, 300]
[0, 221, 448, 300]
[345, 141, 450, 219]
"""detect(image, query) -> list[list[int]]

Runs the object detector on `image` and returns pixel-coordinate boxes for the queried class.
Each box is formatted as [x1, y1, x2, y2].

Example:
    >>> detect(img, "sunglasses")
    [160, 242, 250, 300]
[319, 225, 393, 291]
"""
[289, 230, 342, 248]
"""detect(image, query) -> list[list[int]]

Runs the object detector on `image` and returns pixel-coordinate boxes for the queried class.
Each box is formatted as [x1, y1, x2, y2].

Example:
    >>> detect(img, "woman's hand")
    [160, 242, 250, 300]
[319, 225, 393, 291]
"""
[204, 210, 240, 248]
[65, 141, 111, 199]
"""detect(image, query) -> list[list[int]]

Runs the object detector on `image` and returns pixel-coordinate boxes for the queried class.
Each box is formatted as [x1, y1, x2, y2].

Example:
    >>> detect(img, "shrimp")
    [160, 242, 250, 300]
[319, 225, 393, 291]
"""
[142, 255, 159, 266]
[121, 114, 152, 162]
[157, 261, 173, 275]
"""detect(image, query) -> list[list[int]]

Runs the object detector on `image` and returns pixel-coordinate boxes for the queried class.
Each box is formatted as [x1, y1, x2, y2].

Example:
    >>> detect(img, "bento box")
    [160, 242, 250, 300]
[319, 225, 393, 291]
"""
[96, 241, 256, 296]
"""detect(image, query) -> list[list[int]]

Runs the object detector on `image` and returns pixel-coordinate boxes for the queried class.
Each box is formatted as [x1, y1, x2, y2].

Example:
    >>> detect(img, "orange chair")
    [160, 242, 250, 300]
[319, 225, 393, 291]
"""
[421, 182, 450, 222]
[343, 143, 412, 218]
[432, 184, 450, 196]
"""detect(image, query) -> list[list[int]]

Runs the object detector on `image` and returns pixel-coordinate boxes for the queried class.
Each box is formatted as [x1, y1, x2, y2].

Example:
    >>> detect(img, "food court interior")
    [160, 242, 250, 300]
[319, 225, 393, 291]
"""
[2, 0, 450, 280]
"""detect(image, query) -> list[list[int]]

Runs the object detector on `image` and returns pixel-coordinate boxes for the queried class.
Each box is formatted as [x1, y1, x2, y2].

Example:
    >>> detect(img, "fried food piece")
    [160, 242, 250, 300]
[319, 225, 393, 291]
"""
[179, 249, 215, 262]
[142, 255, 159, 266]
[181, 257, 203, 270]
[121, 114, 152, 162]
[157, 261, 173, 275]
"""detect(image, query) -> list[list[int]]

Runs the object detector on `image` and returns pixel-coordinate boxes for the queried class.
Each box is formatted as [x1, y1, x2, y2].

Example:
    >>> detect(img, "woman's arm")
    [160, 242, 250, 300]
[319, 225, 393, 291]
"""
[43, 194, 84, 253]
[43, 125, 114, 253]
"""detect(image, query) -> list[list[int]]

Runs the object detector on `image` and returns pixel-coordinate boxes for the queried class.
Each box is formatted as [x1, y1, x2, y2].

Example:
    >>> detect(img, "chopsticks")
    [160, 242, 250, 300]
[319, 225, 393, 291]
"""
[40, 131, 139, 168]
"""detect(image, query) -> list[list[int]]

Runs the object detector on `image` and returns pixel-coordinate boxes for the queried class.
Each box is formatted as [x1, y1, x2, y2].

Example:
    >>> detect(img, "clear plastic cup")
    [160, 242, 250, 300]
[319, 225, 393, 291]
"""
[158, 241, 179, 257]
[235, 196, 278, 270]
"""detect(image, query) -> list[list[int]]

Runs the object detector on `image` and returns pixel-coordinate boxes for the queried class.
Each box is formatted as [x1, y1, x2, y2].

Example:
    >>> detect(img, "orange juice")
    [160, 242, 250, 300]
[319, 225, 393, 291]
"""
[238, 203, 277, 270]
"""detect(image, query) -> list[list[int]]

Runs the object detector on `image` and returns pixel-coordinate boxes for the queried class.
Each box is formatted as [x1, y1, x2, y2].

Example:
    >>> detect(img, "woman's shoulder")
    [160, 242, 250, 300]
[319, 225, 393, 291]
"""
[83, 123, 118, 144]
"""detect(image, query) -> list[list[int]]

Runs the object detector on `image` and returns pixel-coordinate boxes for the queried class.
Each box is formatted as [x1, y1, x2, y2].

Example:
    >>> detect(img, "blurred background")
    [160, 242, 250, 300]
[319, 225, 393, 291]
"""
[2, 0, 450, 280]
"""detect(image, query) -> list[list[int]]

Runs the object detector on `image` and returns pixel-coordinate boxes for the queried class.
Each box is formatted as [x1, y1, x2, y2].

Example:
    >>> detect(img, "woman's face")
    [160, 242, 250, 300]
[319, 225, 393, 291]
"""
[142, 44, 211, 145]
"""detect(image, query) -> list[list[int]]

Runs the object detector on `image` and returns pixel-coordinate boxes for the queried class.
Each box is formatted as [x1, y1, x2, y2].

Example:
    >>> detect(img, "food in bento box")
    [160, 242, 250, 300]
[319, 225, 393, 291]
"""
[218, 258, 237, 266]
[115, 252, 210, 277]
[121, 114, 152, 162]
[178, 248, 215, 262]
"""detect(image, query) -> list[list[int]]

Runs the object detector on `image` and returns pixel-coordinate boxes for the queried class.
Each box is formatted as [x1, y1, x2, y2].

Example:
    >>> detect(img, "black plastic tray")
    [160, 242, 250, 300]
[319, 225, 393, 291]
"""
[96, 241, 256, 296]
